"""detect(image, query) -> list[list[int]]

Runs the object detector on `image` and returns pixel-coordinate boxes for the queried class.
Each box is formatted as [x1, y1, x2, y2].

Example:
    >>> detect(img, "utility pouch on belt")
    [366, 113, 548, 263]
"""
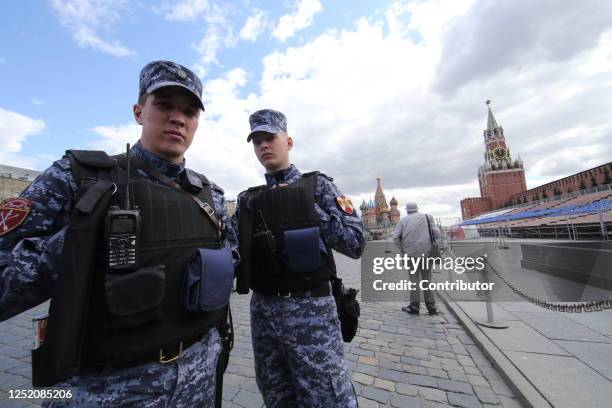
[284, 227, 321, 273]
[105, 265, 166, 329]
[331, 276, 360, 343]
[180, 248, 234, 312]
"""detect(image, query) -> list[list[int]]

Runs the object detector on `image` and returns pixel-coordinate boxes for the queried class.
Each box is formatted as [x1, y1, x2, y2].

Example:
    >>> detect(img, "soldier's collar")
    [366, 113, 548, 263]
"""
[265, 164, 301, 186]
[132, 142, 185, 179]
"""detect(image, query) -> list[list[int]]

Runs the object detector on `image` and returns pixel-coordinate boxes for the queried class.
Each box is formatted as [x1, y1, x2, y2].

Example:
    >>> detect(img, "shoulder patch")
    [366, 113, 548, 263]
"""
[336, 195, 355, 215]
[0, 198, 32, 236]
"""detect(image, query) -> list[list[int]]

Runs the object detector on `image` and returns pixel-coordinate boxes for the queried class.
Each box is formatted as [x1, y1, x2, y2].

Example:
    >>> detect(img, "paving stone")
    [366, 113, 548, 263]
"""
[473, 386, 500, 405]
[437, 379, 474, 395]
[447, 392, 481, 408]
[359, 356, 379, 366]
[356, 363, 379, 377]
[373, 378, 396, 392]
[222, 385, 239, 400]
[361, 386, 390, 404]
[353, 372, 375, 385]
[356, 397, 380, 408]
[427, 368, 449, 379]
[489, 380, 514, 397]
[463, 366, 482, 376]
[379, 359, 402, 370]
[403, 364, 428, 375]
[424, 402, 454, 408]
[448, 371, 469, 382]
[379, 368, 409, 383]
[391, 393, 422, 408]
[408, 374, 438, 388]
[467, 374, 489, 388]
[232, 390, 263, 408]
[418, 386, 448, 403]
[396, 383, 418, 396]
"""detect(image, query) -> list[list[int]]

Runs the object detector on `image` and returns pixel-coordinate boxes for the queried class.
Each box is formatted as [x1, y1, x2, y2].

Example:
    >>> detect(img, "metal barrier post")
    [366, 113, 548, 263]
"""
[475, 255, 509, 329]
[598, 206, 609, 240]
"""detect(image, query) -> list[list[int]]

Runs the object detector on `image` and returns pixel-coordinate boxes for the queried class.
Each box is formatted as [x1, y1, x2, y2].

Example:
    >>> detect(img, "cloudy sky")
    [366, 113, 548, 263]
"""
[1, 0, 611, 220]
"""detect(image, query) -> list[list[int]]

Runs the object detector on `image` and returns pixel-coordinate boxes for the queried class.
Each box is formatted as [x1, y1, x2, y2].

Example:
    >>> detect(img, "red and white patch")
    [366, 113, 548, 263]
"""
[336, 195, 355, 215]
[0, 198, 32, 236]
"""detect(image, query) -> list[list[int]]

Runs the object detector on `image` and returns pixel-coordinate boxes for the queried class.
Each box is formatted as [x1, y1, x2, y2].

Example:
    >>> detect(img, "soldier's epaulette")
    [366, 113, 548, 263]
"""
[65, 150, 115, 168]
[303, 171, 333, 181]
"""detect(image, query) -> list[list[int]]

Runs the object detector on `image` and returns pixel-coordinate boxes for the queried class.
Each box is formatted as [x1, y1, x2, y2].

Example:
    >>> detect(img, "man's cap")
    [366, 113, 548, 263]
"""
[405, 202, 419, 212]
[247, 109, 287, 142]
[139, 60, 204, 110]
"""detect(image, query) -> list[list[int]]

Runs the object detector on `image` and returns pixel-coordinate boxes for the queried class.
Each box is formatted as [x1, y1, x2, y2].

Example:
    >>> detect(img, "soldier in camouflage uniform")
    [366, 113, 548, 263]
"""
[234, 109, 364, 407]
[0, 61, 238, 407]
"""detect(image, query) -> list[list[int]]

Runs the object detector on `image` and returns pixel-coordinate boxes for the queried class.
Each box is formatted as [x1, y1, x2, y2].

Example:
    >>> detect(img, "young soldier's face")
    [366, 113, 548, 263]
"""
[134, 86, 200, 163]
[252, 131, 293, 173]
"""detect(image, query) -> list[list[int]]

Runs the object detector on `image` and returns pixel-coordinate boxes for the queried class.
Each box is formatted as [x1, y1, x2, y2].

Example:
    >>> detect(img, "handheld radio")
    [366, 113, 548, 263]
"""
[106, 143, 141, 271]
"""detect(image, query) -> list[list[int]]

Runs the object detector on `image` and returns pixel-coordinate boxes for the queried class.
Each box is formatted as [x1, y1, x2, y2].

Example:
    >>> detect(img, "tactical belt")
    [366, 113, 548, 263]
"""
[109, 333, 204, 369]
[255, 282, 330, 298]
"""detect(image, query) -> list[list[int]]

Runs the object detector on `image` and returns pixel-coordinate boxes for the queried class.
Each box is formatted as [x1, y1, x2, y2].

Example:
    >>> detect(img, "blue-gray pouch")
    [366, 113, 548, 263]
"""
[284, 227, 322, 273]
[180, 248, 234, 311]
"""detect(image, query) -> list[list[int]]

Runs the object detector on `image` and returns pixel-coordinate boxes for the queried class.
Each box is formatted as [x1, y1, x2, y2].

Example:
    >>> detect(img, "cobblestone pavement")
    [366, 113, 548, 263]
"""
[0, 253, 524, 407]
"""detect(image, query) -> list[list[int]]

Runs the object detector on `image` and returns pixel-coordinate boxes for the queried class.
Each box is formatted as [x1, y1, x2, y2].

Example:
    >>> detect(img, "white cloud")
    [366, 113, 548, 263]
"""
[273, 0, 322, 41]
[0, 57, 6, 64]
[0, 108, 45, 167]
[88, 123, 141, 154]
[192, 3, 237, 77]
[239, 9, 268, 42]
[32, 99, 45, 106]
[84, 0, 612, 218]
[162, 0, 209, 21]
[49, 0, 134, 57]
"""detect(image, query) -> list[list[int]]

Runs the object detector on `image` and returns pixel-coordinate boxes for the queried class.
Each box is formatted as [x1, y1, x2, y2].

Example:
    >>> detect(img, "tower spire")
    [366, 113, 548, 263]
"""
[486, 99, 498, 131]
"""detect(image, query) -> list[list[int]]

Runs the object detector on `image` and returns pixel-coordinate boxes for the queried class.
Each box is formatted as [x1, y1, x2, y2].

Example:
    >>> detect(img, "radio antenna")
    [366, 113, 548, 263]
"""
[125, 143, 131, 210]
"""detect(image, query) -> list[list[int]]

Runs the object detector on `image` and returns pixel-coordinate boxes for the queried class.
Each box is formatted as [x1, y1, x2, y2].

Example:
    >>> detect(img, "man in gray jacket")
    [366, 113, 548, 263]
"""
[392, 202, 440, 315]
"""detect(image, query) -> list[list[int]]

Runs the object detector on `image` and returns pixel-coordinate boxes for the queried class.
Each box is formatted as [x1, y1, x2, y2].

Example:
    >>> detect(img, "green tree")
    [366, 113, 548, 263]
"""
[604, 168, 611, 185]
[542, 191, 548, 199]
[579, 178, 586, 190]
[590, 175, 598, 188]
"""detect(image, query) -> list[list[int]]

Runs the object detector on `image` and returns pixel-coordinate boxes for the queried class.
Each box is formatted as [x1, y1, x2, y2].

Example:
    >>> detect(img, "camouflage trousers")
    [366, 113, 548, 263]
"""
[251, 292, 358, 408]
[44, 328, 222, 407]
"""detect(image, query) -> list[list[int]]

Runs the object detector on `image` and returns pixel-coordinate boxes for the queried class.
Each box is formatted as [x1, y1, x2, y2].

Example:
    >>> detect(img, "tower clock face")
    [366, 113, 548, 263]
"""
[493, 147, 507, 160]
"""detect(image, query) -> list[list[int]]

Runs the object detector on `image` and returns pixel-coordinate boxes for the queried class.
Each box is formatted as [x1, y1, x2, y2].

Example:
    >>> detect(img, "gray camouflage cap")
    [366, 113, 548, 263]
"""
[139, 60, 204, 110]
[247, 109, 287, 142]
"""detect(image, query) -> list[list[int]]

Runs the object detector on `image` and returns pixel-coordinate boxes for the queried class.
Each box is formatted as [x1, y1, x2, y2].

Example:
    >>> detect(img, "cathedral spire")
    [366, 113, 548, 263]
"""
[486, 99, 498, 131]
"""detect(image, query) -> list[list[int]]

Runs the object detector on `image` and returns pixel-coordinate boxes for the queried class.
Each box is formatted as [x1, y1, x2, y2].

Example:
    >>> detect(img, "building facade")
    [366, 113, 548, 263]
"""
[460, 101, 612, 220]
[360, 177, 400, 237]
[0, 164, 41, 201]
[461, 101, 527, 219]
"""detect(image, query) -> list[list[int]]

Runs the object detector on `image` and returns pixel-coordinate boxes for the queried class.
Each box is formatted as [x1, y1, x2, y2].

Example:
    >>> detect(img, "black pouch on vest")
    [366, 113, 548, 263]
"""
[331, 276, 360, 342]
[180, 248, 234, 312]
[284, 227, 321, 274]
[105, 265, 166, 329]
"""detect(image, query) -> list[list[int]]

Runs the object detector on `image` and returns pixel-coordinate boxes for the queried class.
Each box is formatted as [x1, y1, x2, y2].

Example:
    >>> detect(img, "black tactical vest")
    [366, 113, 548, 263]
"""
[236, 173, 334, 294]
[32, 150, 227, 386]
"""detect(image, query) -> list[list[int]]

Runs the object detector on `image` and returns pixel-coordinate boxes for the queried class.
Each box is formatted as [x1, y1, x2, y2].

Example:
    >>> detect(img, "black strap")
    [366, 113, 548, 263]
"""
[75, 180, 115, 214]
[215, 306, 234, 408]
[127, 155, 225, 239]
[425, 214, 436, 244]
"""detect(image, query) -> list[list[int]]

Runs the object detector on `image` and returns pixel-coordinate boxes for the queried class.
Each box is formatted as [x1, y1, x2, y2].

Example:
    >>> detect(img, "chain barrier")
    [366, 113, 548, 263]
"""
[443, 246, 612, 313]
